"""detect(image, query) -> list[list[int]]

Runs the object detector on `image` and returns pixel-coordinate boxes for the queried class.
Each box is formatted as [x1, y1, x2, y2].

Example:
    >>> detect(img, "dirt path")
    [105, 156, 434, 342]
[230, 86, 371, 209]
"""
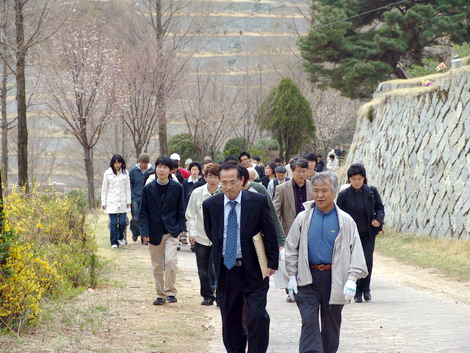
[0, 215, 216, 353]
[1, 215, 469, 352]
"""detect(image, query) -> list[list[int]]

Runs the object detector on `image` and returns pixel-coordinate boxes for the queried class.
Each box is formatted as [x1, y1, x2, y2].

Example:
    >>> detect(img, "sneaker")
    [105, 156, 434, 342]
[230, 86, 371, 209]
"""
[201, 298, 214, 306]
[286, 295, 295, 303]
[118, 239, 126, 246]
[153, 298, 166, 305]
[354, 296, 363, 303]
[111, 244, 118, 249]
[363, 292, 372, 301]
[167, 296, 178, 303]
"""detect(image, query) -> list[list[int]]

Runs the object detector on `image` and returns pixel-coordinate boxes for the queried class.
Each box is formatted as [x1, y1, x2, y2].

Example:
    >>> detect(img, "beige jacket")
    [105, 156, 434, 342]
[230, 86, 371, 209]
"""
[185, 184, 214, 246]
[285, 201, 368, 305]
[273, 179, 312, 235]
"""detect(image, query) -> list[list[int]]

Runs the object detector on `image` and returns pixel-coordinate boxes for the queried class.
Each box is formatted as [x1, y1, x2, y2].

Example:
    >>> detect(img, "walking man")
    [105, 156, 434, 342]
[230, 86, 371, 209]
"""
[273, 158, 312, 236]
[129, 153, 153, 243]
[203, 163, 279, 353]
[285, 172, 368, 353]
[139, 156, 185, 305]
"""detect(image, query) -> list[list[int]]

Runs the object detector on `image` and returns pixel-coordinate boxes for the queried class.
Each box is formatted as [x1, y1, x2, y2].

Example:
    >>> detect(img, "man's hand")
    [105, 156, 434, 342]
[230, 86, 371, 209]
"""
[371, 219, 381, 227]
[343, 280, 356, 301]
[267, 268, 276, 277]
[189, 236, 196, 246]
[142, 236, 150, 243]
[288, 275, 298, 302]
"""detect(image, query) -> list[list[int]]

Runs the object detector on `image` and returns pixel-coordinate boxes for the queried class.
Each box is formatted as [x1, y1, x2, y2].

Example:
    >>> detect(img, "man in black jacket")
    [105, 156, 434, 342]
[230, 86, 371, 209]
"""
[139, 156, 185, 305]
[203, 163, 279, 353]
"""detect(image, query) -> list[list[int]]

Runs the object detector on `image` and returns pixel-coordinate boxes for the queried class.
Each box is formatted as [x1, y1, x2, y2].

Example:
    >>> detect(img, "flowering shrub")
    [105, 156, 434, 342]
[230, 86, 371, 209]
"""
[0, 185, 100, 331]
[0, 230, 61, 327]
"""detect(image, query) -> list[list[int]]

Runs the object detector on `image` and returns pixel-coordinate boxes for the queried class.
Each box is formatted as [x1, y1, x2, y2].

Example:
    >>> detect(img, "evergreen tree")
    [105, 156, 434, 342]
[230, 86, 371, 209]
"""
[299, 0, 470, 99]
[256, 78, 315, 162]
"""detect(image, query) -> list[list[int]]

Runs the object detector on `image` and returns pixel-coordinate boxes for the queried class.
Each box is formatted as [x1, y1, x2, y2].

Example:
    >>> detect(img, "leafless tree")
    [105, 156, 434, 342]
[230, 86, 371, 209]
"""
[181, 63, 242, 159]
[0, 0, 72, 190]
[135, 0, 211, 155]
[40, 24, 124, 207]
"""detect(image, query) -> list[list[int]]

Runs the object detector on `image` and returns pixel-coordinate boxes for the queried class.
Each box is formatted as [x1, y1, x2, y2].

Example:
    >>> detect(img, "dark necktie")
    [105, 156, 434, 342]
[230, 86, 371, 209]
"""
[224, 200, 238, 270]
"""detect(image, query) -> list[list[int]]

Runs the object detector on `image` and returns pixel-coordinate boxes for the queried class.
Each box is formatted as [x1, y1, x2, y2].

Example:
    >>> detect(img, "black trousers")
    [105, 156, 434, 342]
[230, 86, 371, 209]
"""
[356, 233, 375, 295]
[130, 199, 140, 238]
[219, 264, 270, 353]
[295, 268, 343, 353]
[194, 242, 215, 299]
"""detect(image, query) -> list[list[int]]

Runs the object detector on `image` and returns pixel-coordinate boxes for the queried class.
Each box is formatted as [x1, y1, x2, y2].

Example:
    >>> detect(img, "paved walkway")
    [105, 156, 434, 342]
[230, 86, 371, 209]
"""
[183, 248, 470, 353]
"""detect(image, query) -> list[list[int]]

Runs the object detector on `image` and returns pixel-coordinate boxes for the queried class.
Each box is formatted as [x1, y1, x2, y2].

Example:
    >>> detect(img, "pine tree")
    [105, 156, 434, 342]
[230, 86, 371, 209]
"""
[299, 0, 470, 99]
[256, 78, 315, 162]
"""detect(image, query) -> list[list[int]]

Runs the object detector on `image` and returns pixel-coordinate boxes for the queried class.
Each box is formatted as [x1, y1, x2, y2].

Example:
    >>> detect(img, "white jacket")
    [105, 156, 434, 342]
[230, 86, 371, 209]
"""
[185, 183, 215, 246]
[285, 201, 368, 305]
[101, 167, 131, 214]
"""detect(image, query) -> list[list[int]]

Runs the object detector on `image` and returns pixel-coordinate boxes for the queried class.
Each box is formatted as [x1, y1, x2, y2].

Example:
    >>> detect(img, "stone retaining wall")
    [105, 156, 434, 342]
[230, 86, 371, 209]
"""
[344, 66, 469, 240]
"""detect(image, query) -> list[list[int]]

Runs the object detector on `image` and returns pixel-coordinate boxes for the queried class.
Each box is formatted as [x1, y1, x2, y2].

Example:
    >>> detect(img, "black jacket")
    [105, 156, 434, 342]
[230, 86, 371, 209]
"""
[139, 179, 185, 245]
[337, 185, 385, 238]
[203, 191, 279, 289]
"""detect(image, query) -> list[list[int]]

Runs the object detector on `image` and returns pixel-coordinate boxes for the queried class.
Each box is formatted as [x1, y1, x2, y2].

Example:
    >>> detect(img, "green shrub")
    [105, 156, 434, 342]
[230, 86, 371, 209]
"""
[224, 137, 248, 157]
[168, 133, 198, 162]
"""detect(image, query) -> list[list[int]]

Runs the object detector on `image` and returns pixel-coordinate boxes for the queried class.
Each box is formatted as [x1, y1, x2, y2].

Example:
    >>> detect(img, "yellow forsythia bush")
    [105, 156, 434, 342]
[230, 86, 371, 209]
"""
[0, 230, 61, 325]
[1, 185, 100, 330]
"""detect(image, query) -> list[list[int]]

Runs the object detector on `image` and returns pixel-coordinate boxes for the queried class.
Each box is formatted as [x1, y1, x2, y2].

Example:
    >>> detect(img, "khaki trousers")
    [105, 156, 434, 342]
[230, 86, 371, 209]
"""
[149, 234, 179, 298]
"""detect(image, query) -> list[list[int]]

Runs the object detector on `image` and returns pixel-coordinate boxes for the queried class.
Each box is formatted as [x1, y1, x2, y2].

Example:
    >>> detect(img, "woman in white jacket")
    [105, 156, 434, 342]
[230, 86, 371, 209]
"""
[101, 154, 131, 248]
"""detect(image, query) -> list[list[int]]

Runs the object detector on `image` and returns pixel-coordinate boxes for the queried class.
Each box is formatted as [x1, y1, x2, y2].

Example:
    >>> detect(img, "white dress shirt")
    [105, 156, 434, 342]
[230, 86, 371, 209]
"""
[223, 191, 242, 259]
[185, 184, 216, 246]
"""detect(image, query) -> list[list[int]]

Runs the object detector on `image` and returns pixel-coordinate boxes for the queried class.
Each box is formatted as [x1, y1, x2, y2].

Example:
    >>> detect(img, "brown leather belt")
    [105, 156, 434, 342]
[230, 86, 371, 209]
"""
[310, 264, 332, 271]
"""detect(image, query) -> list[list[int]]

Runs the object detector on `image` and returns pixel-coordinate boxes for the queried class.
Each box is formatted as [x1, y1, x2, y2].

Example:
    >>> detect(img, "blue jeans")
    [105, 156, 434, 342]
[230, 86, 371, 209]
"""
[109, 213, 126, 246]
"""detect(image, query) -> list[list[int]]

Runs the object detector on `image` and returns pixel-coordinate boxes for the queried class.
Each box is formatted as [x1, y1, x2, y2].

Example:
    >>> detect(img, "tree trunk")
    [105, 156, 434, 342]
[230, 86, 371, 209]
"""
[15, 0, 28, 190]
[158, 98, 168, 155]
[83, 146, 96, 209]
[1, 60, 8, 189]
[0, 164, 3, 233]
[155, 0, 168, 156]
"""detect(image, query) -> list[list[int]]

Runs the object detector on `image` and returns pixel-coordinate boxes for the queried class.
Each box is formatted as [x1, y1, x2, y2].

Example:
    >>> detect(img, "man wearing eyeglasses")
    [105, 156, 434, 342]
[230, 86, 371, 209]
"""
[203, 163, 279, 353]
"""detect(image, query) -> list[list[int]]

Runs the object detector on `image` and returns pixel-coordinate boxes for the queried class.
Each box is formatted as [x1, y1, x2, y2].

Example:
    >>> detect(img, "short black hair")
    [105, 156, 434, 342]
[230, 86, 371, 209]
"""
[347, 163, 368, 184]
[224, 155, 238, 163]
[303, 152, 317, 162]
[273, 157, 282, 164]
[188, 161, 202, 174]
[110, 154, 126, 175]
[238, 151, 251, 161]
[218, 162, 244, 180]
[252, 155, 260, 162]
[290, 157, 309, 171]
[155, 156, 174, 170]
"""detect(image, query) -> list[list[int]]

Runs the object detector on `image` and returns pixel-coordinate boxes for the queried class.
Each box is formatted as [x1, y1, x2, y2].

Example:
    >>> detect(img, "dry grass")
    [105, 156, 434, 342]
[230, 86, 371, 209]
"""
[376, 230, 470, 282]
[0, 214, 216, 353]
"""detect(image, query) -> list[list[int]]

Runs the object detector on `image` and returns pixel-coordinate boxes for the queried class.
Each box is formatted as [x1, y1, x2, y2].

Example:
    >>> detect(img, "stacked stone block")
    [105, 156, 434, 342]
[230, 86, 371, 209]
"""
[345, 66, 469, 240]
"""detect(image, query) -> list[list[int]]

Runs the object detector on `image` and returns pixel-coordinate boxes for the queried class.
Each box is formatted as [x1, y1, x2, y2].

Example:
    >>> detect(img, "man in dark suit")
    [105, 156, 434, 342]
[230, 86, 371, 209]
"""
[139, 156, 185, 305]
[203, 163, 279, 353]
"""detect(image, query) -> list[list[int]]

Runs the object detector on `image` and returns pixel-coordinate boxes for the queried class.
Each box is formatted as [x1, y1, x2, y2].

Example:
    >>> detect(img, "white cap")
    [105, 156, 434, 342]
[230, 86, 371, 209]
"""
[170, 153, 180, 161]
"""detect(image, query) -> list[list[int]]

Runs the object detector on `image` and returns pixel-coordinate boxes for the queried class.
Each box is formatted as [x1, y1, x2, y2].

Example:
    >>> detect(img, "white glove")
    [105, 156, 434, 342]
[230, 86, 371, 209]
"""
[288, 275, 298, 302]
[343, 280, 356, 301]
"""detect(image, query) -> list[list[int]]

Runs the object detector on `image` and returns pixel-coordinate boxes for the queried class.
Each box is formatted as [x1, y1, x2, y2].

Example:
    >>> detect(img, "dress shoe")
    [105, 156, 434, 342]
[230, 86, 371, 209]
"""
[201, 298, 214, 306]
[363, 292, 372, 301]
[153, 297, 166, 305]
[167, 296, 178, 303]
[354, 296, 362, 303]
[132, 235, 138, 242]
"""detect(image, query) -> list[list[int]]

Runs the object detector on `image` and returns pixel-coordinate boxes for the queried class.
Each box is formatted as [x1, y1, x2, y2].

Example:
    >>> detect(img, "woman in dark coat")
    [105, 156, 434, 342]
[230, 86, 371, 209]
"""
[260, 162, 277, 189]
[337, 163, 385, 302]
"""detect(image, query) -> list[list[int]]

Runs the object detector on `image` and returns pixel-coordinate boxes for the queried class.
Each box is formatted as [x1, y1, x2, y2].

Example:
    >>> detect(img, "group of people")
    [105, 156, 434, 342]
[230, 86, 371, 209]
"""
[100, 148, 385, 353]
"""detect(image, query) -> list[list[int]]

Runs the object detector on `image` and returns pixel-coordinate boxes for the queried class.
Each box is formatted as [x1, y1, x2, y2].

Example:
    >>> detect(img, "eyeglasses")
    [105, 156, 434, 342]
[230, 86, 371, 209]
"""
[220, 180, 241, 187]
